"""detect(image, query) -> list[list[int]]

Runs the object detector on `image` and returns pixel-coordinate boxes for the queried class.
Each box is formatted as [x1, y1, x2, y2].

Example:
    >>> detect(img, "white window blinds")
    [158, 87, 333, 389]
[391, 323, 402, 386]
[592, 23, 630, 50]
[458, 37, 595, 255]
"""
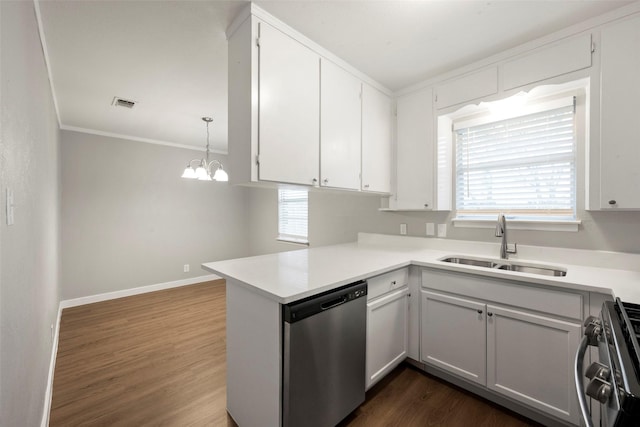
[455, 99, 576, 219]
[278, 189, 308, 242]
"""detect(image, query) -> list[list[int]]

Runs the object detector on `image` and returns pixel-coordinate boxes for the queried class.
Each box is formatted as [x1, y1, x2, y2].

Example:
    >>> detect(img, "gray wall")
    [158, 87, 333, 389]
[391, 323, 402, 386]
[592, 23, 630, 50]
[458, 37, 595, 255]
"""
[247, 190, 640, 256]
[0, 1, 61, 426]
[61, 130, 250, 299]
[248, 188, 387, 255]
[356, 209, 640, 254]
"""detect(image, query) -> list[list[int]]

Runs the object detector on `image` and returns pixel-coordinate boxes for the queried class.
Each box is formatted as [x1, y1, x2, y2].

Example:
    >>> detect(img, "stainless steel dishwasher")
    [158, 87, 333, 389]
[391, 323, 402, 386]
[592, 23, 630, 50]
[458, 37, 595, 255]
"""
[283, 280, 367, 427]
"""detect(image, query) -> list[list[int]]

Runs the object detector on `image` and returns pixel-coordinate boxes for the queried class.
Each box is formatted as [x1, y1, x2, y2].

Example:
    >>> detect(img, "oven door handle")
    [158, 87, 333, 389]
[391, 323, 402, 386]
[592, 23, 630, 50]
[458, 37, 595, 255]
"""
[575, 335, 594, 427]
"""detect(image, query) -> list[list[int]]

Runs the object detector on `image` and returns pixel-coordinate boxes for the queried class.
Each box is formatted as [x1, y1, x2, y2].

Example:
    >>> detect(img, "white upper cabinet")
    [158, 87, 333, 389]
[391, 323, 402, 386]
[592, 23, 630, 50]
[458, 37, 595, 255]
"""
[435, 67, 498, 110]
[599, 14, 640, 209]
[320, 60, 362, 190]
[394, 87, 434, 210]
[361, 84, 392, 193]
[258, 23, 320, 186]
[501, 33, 592, 91]
[227, 5, 392, 191]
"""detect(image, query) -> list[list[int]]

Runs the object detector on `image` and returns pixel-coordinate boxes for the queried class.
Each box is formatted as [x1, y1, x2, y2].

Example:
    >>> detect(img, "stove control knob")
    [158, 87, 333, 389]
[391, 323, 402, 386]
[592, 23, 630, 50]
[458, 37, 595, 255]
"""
[583, 316, 602, 346]
[586, 362, 611, 381]
[586, 377, 613, 404]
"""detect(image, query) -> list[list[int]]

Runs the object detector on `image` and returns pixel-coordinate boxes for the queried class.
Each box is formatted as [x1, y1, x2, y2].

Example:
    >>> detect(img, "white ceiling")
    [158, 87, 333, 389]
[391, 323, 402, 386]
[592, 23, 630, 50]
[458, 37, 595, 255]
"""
[38, 0, 633, 153]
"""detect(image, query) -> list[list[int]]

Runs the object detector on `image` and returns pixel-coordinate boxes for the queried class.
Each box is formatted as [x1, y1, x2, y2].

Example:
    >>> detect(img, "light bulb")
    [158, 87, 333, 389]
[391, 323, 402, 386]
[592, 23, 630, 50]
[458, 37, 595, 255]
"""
[181, 167, 197, 179]
[212, 167, 229, 182]
[195, 166, 208, 180]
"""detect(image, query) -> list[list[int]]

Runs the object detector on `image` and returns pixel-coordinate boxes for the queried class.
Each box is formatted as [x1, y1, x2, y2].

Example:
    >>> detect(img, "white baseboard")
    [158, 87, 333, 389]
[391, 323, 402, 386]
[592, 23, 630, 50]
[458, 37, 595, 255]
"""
[41, 305, 62, 427]
[40, 274, 221, 426]
[59, 274, 221, 309]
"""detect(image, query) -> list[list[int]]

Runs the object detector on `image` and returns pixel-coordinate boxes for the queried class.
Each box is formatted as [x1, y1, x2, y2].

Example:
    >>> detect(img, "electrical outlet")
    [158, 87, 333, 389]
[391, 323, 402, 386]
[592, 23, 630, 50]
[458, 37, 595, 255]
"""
[437, 223, 447, 237]
[400, 223, 407, 235]
[183, 264, 190, 273]
[426, 223, 435, 236]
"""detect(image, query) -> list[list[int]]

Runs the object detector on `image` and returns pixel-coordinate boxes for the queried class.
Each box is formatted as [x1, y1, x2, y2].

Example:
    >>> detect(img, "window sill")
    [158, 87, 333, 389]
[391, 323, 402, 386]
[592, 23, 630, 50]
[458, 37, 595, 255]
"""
[277, 236, 310, 246]
[452, 218, 581, 232]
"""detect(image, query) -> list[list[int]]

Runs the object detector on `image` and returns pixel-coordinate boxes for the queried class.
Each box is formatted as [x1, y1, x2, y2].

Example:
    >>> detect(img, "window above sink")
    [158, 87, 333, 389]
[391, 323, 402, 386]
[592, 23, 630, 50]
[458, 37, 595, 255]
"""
[437, 79, 589, 233]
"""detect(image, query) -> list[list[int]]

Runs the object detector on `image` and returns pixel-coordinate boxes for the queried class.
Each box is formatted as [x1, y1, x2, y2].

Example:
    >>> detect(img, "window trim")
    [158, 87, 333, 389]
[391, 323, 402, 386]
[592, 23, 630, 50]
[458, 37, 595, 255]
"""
[277, 188, 309, 245]
[447, 87, 583, 225]
[452, 217, 581, 232]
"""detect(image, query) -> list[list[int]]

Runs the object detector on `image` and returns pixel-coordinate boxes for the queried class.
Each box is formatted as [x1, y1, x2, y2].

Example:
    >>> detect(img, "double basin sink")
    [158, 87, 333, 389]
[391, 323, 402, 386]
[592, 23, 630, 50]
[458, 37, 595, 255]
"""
[441, 256, 567, 277]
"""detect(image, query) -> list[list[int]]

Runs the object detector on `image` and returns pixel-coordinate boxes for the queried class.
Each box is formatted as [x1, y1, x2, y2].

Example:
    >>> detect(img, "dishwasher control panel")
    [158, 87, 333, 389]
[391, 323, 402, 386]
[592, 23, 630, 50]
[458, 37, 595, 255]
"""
[284, 280, 367, 323]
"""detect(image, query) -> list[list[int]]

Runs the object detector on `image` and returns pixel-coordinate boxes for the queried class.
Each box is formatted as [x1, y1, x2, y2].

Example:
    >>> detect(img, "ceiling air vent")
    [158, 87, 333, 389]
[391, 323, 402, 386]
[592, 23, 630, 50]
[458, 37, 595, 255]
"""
[112, 97, 136, 109]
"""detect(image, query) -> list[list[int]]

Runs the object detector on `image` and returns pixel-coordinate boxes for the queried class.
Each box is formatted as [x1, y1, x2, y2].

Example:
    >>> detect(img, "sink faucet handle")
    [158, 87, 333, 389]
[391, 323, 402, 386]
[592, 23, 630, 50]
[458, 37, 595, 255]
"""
[506, 242, 518, 255]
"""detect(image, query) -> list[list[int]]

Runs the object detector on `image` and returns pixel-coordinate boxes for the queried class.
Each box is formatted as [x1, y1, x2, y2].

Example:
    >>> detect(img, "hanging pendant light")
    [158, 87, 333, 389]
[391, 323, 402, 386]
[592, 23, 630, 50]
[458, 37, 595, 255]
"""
[181, 117, 229, 182]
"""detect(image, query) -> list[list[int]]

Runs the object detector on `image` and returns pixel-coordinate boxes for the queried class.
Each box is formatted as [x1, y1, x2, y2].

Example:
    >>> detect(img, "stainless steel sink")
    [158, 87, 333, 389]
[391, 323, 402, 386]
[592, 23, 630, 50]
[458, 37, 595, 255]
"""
[440, 256, 566, 277]
[440, 257, 499, 268]
[496, 263, 566, 277]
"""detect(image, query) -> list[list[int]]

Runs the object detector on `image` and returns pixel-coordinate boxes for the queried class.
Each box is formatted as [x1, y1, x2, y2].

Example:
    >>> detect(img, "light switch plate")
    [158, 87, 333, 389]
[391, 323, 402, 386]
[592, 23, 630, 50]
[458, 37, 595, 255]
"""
[400, 223, 407, 235]
[6, 188, 14, 226]
[437, 223, 447, 237]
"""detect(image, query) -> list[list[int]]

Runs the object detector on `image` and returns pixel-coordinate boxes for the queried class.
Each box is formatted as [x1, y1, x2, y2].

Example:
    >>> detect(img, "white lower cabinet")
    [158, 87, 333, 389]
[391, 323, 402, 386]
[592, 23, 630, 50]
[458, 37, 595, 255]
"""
[421, 271, 582, 425]
[421, 290, 486, 385]
[486, 304, 581, 423]
[366, 287, 408, 389]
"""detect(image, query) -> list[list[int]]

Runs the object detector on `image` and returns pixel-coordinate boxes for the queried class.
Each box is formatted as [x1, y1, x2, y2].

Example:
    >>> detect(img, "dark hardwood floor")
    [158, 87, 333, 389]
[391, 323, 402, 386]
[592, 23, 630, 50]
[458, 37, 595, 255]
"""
[50, 280, 541, 426]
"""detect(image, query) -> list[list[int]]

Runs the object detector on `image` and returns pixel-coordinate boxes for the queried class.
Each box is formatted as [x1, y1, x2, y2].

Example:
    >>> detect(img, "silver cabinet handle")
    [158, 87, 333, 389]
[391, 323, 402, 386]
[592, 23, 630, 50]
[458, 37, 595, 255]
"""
[477, 309, 483, 314]
[363, 184, 370, 188]
[312, 178, 318, 184]
[323, 179, 329, 184]
[424, 203, 429, 208]
[487, 312, 493, 317]
[608, 200, 617, 205]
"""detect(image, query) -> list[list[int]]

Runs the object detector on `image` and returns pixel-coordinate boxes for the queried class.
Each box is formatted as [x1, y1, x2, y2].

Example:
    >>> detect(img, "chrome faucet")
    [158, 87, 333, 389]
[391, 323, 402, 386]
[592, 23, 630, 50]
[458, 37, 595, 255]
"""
[495, 213, 517, 259]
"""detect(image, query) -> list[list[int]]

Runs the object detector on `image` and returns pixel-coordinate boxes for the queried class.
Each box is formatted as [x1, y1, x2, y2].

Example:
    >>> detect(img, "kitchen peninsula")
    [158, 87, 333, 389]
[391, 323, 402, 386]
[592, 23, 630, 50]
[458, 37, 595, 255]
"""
[202, 233, 640, 427]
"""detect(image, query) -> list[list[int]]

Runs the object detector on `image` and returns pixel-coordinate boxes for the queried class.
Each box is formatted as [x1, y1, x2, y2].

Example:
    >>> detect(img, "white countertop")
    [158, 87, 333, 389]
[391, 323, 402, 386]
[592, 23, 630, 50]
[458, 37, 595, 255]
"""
[201, 233, 640, 304]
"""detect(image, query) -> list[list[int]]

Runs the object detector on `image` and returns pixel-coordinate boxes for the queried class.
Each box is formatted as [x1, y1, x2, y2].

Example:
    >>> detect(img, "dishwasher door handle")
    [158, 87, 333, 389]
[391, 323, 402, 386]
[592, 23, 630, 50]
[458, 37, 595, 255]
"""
[321, 296, 348, 310]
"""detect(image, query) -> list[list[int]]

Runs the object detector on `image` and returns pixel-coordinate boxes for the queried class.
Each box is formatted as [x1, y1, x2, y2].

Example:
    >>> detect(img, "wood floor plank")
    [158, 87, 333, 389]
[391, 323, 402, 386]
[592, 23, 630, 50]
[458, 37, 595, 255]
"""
[50, 281, 541, 426]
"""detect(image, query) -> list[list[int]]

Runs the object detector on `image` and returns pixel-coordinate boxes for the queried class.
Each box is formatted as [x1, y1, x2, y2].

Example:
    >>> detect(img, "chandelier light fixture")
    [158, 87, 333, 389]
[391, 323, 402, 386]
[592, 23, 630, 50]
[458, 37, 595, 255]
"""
[181, 117, 229, 182]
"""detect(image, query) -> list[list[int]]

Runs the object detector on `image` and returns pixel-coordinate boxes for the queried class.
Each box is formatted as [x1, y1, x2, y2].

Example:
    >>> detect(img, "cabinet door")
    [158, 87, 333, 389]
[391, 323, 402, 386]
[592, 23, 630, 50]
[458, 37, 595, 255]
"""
[258, 22, 320, 186]
[421, 290, 486, 385]
[395, 87, 434, 209]
[361, 84, 391, 193]
[486, 304, 581, 424]
[366, 288, 408, 389]
[600, 15, 640, 209]
[320, 60, 362, 190]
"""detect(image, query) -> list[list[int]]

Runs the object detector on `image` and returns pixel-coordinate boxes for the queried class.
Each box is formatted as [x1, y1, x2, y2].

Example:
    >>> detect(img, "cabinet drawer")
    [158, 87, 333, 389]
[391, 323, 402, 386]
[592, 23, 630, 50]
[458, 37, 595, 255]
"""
[368, 268, 409, 300]
[422, 268, 583, 321]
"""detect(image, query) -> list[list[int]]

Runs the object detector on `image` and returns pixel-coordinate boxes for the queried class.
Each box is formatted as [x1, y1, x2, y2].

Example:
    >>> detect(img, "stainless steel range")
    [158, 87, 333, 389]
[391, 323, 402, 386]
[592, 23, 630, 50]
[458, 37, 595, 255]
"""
[575, 298, 640, 427]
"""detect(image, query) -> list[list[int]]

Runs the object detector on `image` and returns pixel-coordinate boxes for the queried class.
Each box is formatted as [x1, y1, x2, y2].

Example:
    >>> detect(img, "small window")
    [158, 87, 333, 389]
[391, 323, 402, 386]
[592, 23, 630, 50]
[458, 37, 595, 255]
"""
[454, 95, 577, 221]
[278, 188, 309, 244]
